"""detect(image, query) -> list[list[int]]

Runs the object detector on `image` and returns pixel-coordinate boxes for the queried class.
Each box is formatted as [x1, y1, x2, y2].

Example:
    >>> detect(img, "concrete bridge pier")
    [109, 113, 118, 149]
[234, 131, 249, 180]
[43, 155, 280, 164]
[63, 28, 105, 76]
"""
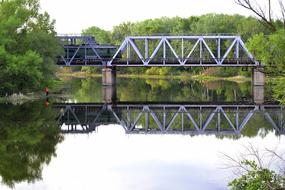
[102, 85, 117, 103]
[102, 67, 116, 86]
[252, 67, 265, 104]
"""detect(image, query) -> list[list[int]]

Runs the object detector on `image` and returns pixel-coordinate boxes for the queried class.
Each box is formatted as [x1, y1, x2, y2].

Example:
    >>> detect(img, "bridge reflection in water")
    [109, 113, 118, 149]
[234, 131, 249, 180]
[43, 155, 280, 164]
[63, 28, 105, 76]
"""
[54, 102, 285, 135]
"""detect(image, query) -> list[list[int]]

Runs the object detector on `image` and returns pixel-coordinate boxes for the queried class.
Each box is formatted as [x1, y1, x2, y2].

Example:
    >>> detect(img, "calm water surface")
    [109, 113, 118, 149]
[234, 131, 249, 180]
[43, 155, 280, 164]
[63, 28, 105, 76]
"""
[0, 77, 284, 190]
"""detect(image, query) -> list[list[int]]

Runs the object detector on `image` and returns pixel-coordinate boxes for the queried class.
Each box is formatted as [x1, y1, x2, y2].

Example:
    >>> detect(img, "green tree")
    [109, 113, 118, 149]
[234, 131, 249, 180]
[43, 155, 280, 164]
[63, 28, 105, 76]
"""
[229, 160, 285, 190]
[0, 101, 63, 187]
[269, 78, 285, 104]
[82, 26, 111, 44]
[247, 30, 285, 75]
[0, 0, 62, 95]
[111, 22, 133, 44]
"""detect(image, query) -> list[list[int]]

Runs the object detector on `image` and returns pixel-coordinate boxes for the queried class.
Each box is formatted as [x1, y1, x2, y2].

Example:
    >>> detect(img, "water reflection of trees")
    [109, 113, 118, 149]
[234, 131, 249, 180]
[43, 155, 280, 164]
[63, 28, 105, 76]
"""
[0, 101, 63, 187]
[270, 78, 285, 104]
[118, 79, 251, 102]
[64, 77, 252, 102]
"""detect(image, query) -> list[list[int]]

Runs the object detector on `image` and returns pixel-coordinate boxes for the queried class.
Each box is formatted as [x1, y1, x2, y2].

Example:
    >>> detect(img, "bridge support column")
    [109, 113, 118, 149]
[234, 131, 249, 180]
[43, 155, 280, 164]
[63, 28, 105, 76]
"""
[102, 85, 117, 104]
[102, 67, 116, 86]
[252, 67, 265, 86]
[252, 67, 265, 104]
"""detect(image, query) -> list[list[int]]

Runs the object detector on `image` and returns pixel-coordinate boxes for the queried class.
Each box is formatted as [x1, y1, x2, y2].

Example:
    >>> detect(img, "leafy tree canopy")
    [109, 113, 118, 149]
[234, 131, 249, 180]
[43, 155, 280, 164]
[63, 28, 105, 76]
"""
[0, 0, 62, 95]
[0, 101, 63, 187]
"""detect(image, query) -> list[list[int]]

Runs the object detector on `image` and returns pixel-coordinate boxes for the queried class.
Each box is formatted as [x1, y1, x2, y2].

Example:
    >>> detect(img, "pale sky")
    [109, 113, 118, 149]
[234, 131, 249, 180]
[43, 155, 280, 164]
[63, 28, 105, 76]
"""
[40, 0, 281, 34]
[3, 125, 285, 190]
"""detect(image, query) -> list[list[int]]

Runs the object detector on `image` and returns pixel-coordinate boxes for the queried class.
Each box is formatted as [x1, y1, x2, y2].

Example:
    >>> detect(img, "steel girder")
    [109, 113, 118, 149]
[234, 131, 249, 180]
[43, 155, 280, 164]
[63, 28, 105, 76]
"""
[108, 36, 260, 67]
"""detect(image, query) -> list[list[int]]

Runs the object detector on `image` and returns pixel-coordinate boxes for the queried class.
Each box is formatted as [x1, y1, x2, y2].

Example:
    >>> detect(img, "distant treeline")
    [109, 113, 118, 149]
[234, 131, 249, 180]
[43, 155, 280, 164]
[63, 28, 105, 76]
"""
[81, 14, 285, 76]
[83, 14, 270, 43]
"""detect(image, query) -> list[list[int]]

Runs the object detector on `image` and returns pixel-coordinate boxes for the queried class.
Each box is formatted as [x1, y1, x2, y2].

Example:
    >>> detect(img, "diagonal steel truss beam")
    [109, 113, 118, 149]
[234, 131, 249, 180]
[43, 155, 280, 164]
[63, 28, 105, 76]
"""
[108, 36, 260, 67]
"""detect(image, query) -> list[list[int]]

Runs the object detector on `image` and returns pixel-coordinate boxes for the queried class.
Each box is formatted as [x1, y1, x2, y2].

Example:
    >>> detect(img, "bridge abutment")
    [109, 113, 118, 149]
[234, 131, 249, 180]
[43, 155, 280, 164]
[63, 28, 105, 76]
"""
[252, 67, 265, 104]
[102, 67, 116, 86]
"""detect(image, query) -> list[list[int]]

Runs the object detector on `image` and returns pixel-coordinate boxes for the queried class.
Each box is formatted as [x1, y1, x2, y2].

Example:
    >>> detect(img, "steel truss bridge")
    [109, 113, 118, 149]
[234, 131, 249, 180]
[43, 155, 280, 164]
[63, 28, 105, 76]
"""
[57, 35, 260, 67]
[54, 102, 284, 135]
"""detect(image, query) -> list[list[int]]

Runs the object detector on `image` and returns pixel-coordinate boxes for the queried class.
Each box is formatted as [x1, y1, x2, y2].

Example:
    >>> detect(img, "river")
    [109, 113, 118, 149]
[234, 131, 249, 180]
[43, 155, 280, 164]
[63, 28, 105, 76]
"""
[0, 77, 284, 190]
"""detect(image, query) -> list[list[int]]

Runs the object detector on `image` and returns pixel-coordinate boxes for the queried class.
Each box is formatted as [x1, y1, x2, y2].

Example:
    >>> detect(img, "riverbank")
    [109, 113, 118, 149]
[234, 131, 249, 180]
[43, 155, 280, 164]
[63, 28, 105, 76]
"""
[0, 92, 48, 104]
[0, 80, 72, 104]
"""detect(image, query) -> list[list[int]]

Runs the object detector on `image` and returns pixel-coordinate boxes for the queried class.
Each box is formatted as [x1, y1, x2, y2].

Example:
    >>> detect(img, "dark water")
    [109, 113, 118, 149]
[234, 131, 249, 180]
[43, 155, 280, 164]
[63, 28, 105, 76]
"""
[0, 77, 284, 190]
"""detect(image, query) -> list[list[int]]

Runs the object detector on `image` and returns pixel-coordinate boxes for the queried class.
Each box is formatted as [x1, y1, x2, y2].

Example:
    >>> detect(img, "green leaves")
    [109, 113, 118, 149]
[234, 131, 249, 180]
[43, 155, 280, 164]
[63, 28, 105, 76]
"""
[82, 26, 111, 44]
[247, 30, 285, 75]
[0, 101, 63, 187]
[0, 0, 62, 94]
[228, 160, 285, 190]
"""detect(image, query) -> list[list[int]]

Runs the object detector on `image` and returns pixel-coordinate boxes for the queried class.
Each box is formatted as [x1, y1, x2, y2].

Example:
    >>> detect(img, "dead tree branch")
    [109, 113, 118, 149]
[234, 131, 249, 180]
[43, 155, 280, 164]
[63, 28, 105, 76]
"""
[279, 0, 285, 30]
[235, 0, 277, 32]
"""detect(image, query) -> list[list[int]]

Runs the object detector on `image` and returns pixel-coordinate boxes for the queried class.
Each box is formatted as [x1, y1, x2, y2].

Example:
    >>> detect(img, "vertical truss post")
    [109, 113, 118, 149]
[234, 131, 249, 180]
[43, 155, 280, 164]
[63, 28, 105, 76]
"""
[280, 107, 283, 130]
[163, 38, 166, 65]
[181, 112, 184, 131]
[84, 46, 87, 65]
[236, 37, 239, 63]
[145, 38, 149, 61]
[145, 111, 149, 131]
[236, 107, 239, 129]
[217, 37, 221, 63]
[181, 37, 184, 64]
[163, 107, 166, 130]
[85, 106, 87, 124]
[217, 110, 221, 131]
[66, 46, 69, 61]
[67, 106, 70, 123]
[127, 106, 131, 128]
[127, 38, 130, 65]
[199, 107, 203, 130]
[199, 37, 203, 65]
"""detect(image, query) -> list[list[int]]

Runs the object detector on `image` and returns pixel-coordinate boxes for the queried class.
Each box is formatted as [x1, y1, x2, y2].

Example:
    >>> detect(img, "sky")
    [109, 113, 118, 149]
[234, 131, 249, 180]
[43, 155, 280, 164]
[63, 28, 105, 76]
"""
[40, 0, 254, 34]
[2, 126, 285, 190]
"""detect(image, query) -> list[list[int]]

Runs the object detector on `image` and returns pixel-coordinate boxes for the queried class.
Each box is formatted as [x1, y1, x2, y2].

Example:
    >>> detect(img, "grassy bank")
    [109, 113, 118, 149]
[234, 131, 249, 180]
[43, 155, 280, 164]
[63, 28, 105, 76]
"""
[0, 79, 70, 103]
